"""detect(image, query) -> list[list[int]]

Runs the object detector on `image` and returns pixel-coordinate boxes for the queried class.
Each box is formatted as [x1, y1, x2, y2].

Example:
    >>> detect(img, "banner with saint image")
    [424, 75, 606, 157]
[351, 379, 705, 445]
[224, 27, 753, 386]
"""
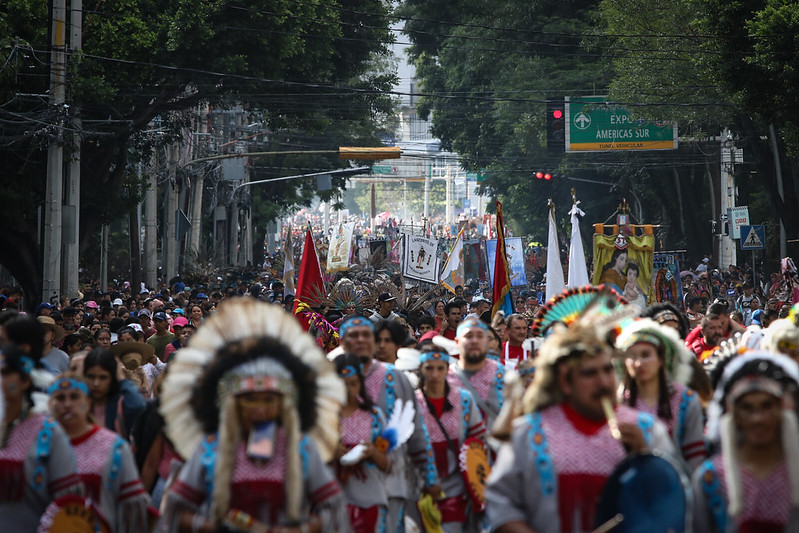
[402, 235, 441, 284]
[326, 222, 355, 273]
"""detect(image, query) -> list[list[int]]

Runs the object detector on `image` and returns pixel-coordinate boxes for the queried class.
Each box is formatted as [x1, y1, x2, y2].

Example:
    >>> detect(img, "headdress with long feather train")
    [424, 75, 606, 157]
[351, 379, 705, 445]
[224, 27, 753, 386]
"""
[159, 298, 345, 522]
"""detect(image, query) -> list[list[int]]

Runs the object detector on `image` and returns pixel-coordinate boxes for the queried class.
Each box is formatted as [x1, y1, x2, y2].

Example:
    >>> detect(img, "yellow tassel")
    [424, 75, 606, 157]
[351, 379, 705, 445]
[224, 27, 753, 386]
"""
[418, 494, 444, 533]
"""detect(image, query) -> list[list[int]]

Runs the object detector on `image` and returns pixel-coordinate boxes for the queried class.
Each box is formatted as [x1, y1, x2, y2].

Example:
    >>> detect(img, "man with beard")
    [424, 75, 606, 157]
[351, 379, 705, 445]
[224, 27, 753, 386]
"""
[684, 300, 744, 347]
[339, 316, 440, 532]
[485, 317, 674, 533]
[449, 317, 505, 430]
[689, 313, 724, 361]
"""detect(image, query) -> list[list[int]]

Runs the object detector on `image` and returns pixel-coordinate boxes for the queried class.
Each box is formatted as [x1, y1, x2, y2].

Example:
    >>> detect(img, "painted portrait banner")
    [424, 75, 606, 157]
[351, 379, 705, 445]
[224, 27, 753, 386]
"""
[464, 239, 488, 283]
[486, 237, 528, 287]
[326, 222, 355, 273]
[592, 230, 655, 309]
[653, 253, 683, 305]
[403, 235, 441, 284]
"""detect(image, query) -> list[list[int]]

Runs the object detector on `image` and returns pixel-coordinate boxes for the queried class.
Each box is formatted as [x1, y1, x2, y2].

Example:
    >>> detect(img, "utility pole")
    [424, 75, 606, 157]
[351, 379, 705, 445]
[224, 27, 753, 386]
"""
[718, 129, 737, 269]
[188, 104, 209, 259]
[143, 152, 158, 290]
[63, 0, 82, 300]
[43, 0, 67, 303]
[164, 144, 178, 281]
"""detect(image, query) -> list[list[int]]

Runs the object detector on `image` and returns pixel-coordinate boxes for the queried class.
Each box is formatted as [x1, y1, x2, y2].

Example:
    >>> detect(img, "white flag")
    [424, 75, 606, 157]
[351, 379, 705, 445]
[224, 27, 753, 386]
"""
[282, 227, 295, 297]
[546, 206, 565, 302]
[567, 202, 590, 287]
[440, 227, 465, 294]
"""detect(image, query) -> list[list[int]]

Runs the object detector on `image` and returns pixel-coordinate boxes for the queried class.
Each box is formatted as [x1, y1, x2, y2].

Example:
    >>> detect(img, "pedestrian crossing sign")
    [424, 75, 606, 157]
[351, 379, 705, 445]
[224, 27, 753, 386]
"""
[739, 224, 765, 250]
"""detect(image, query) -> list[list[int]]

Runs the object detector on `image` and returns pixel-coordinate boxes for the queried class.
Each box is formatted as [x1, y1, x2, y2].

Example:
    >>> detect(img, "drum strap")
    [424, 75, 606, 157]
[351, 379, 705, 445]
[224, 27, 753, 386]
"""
[383, 366, 397, 418]
[33, 418, 56, 492]
[676, 388, 692, 446]
[700, 461, 727, 531]
[526, 413, 557, 496]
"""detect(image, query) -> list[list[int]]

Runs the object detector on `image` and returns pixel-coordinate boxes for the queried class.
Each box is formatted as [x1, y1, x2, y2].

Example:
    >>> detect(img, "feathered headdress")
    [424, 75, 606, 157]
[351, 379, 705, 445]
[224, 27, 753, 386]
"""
[705, 351, 799, 517]
[616, 318, 693, 386]
[530, 284, 629, 337]
[159, 298, 345, 522]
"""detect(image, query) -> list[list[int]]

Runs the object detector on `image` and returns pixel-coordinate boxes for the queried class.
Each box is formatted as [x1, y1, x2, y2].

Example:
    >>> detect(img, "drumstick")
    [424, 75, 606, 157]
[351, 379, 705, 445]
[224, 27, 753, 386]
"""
[601, 397, 622, 440]
[592, 513, 624, 533]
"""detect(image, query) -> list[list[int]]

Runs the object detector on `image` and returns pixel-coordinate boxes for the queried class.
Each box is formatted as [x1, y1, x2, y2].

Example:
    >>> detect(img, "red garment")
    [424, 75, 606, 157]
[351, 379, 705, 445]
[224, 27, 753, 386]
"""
[500, 342, 527, 365]
[684, 323, 733, 347]
[427, 397, 446, 418]
[347, 504, 381, 533]
[561, 402, 606, 436]
[442, 328, 456, 341]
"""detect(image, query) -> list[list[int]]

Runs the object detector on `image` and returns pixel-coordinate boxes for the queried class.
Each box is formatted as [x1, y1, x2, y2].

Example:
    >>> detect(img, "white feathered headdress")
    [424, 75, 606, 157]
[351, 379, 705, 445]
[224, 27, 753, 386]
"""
[615, 318, 694, 386]
[159, 298, 345, 522]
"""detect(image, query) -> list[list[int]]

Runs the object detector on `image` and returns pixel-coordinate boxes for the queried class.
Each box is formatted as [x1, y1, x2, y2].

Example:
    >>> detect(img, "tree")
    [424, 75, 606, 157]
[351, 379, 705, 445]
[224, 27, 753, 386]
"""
[599, 0, 799, 254]
[0, 0, 396, 306]
[399, 0, 619, 240]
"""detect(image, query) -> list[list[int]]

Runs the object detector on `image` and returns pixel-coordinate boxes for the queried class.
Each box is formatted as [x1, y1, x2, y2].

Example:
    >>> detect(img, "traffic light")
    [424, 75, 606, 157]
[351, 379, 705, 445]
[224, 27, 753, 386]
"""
[546, 98, 565, 153]
[535, 171, 552, 181]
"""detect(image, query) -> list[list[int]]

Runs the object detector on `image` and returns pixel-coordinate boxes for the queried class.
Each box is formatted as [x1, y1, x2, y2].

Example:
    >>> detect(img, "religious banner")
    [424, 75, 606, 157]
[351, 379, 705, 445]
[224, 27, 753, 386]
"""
[592, 228, 655, 309]
[486, 237, 527, 287]
[653, 253, 683, 304]
[464, 239, 488, 283]
[326, 222, 355, 273]
[402, 234, 441, 284]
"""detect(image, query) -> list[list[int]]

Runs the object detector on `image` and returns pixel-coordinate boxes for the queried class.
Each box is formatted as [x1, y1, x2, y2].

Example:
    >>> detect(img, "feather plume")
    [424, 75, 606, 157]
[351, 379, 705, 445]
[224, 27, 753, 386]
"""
[159, 299, 345, 462]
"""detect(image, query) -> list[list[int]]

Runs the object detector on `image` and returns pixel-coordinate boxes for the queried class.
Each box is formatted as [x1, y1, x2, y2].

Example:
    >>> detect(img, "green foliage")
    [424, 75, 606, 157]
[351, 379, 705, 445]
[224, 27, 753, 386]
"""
[0, 0, 397, 296]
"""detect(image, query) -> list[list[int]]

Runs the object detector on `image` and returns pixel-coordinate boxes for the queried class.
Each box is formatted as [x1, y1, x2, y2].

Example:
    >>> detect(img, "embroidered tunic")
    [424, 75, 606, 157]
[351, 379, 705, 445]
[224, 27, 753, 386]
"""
[67, 426, 149, 532]
[339, 407, 389, 533]
[161, 428, 346, 532]
[693, 455, 799, 532]
[415, 386, 485, 529]
[629, 382, 706, 471]
[485, 404, 674, 533]
[0, 413, 83, 532]
[448, 359, 504, 431]
[363, 360, 438, 497]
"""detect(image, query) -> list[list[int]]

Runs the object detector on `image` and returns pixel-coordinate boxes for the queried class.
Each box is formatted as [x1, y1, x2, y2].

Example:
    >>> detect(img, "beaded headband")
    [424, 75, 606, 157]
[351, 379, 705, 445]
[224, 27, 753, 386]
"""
[48, 377, 89, 396]
[218, 358, 296, 403]
[339, 316, 374, 337]
[338, 365, 361, 378]
[419, 350, 449, 364]
[456, 318, 488, 339]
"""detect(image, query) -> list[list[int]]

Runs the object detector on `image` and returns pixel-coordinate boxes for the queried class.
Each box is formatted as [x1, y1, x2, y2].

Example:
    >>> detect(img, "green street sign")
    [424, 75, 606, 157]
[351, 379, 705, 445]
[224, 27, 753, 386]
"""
[371, 165, 393, 174]
[565, 96, 677, 152]
[466, 171, 486, 182]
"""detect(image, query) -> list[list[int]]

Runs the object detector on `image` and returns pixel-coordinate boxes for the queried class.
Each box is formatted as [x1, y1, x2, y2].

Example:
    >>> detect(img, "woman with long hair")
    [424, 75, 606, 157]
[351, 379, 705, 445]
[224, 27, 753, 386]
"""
[43, 372, 149, 532]
[416, 347, 486, 532]
[598, 248, 628, 293]
[82, 347, 146, 440]
[0, 345, 83, 530]
[616, 319, 706, 471]
[334, 353, 389, 532]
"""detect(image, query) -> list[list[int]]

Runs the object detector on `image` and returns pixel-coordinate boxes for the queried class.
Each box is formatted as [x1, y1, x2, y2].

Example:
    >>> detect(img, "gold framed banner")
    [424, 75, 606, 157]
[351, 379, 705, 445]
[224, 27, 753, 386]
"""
[592, 227, 654, 308]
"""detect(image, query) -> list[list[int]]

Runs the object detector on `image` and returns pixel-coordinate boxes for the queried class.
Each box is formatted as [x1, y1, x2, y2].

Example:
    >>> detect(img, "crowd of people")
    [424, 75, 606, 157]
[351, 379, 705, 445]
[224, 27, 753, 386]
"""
[0, 250, 798, 532]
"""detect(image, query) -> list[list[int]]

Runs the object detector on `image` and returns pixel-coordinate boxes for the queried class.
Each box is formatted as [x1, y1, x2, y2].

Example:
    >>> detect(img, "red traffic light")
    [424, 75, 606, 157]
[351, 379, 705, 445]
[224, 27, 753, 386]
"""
[544, 173, 552, 180]
[552, 109, 563, 120]
[536, 171, 553, 180]
[536, 171, 544, 179]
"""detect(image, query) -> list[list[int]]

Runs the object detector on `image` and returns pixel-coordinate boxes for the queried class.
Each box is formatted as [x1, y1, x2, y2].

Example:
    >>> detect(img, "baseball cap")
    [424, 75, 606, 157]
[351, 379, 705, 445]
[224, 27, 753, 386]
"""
[129, 323, 144, 333]
[172, 317, 189, 328]
[112, 298, 123, 306]
[377, 292, 396, 303]
[196, 293, 208, 300]
[751, 309, 763, 326]
[36, 302, 54, 312]
[86, 301, 99, 309]
[173, 308, 184, 315]
[153, 311, 168, 321]
[138, 309, 152, 318]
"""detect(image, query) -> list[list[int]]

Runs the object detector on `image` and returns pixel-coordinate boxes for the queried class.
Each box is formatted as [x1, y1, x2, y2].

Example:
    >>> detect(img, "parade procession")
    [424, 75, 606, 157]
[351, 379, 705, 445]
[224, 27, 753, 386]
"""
[4, 0, 799, 531]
